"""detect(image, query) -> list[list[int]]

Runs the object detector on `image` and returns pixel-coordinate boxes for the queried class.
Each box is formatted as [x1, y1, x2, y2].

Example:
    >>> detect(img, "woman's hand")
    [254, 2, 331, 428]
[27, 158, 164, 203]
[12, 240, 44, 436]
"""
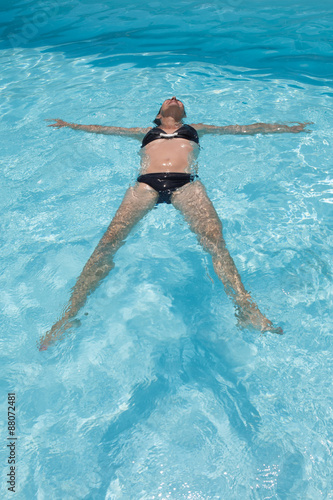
[284, 122, 313, 133]
[45, 118, 71, 128]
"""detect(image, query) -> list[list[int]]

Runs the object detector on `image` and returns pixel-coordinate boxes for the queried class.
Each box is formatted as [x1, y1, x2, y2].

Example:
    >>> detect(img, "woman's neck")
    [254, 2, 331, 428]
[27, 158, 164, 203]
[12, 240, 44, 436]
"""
[159, 117, 184, 131]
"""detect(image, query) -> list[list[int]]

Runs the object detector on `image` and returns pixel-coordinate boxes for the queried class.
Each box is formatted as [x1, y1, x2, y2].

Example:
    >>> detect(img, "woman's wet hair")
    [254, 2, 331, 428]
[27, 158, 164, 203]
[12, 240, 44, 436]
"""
[153, 104, 187, 126]
[153, 107, 162, 126]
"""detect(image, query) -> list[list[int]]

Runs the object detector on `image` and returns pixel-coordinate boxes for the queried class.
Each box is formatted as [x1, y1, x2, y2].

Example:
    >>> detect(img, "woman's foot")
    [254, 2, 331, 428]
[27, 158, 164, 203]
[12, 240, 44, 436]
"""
[236, 302, 283, 335]
[38, 318, 81, 351]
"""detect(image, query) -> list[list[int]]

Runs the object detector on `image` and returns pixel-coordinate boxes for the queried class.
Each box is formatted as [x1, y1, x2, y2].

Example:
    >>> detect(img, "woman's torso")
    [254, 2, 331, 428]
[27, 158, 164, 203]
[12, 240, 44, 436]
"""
[139, 125, 200, 175]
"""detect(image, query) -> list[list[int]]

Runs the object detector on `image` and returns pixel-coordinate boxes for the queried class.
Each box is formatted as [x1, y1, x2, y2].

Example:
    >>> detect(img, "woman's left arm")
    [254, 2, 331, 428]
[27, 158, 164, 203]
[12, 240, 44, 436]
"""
[191, 122, 312, 136]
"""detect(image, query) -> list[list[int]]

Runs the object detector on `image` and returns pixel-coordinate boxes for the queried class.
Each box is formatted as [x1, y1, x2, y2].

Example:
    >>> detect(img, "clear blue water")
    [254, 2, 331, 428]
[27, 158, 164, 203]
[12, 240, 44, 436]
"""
[1, 1, 333, 498]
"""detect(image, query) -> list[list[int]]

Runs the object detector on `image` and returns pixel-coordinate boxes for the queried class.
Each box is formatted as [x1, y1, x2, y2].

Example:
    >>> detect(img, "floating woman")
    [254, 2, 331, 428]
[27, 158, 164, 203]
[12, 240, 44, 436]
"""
[39, 96, 310, 349]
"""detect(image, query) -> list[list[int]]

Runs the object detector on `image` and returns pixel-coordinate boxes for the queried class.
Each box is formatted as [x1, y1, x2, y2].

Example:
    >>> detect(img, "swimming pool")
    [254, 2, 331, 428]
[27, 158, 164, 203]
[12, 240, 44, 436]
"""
[1, 0, 332, 498]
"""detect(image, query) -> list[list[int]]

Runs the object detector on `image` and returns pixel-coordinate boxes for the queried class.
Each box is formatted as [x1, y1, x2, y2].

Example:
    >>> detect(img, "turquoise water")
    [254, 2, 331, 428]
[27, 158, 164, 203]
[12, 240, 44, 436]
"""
[1, 1, 333, 498]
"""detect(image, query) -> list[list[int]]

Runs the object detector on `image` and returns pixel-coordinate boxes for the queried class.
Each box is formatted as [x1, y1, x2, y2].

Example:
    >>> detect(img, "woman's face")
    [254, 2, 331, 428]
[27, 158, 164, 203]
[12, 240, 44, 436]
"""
[160, 96, 185, 116]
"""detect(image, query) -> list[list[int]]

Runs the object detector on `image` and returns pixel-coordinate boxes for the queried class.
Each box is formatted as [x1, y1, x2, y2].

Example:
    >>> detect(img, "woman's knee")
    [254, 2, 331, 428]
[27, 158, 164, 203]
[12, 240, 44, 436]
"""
[198, 223, 225, 255]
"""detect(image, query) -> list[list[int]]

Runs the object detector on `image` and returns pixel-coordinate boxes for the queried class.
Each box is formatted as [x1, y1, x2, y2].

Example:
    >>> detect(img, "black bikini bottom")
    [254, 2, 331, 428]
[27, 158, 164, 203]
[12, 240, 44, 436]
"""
[137, 172, 198, 204]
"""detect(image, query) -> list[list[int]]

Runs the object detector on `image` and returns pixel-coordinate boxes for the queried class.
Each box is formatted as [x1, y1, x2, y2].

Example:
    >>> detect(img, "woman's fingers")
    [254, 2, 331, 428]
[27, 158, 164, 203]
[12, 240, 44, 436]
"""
[290, 122, 312, 133]
[45, 118, 68, 128]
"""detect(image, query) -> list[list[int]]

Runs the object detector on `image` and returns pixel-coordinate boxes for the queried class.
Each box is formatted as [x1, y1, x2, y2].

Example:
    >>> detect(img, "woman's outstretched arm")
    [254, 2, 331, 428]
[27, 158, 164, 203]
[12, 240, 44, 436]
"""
[46, 119, 150, 139]
[191, 122, 312, 136]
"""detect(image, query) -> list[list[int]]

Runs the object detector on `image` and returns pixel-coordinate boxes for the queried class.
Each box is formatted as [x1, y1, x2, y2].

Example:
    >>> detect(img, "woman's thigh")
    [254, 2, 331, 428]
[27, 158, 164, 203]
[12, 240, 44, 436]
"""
[171, 180, 224, 254]
[101, 182, 158, 245]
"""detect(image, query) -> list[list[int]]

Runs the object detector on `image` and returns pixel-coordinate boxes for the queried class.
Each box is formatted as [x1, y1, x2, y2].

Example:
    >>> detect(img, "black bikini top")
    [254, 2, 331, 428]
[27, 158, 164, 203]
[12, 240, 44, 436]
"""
[141, 124, 199, 148]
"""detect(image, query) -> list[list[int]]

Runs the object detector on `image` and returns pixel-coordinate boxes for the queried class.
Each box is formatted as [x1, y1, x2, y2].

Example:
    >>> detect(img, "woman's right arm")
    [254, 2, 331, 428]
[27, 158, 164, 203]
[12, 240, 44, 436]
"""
[46, 119, 150, 139]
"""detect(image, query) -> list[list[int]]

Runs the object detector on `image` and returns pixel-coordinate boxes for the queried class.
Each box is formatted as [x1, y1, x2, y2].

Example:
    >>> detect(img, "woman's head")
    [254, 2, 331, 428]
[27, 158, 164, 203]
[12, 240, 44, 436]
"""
[153, 97, 186, 125]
